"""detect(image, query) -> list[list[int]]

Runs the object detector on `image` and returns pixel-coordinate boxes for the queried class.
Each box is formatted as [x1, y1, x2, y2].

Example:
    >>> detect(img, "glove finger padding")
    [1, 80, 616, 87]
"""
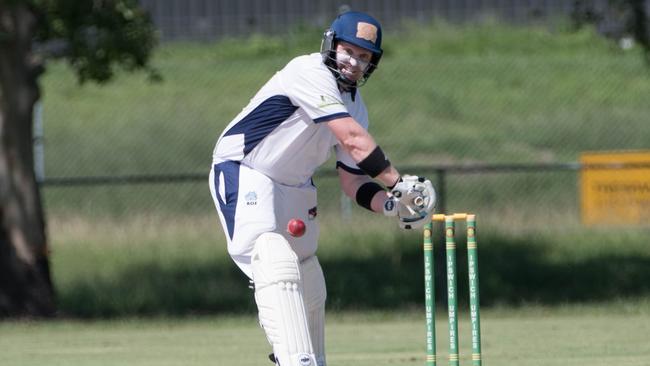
[390, 175, 437, 229]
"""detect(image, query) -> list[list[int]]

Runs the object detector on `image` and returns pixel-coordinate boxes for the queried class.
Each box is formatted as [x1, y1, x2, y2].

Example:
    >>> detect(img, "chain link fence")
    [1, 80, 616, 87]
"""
[137, 0, 632, 42]
[140, 0, 561, 41]
[33, 2, 650, 316]
[39, 2, 649, 256]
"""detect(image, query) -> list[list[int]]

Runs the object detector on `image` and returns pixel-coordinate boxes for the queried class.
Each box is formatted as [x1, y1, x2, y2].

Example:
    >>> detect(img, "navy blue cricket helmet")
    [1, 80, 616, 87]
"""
[321, 11, 384, 88]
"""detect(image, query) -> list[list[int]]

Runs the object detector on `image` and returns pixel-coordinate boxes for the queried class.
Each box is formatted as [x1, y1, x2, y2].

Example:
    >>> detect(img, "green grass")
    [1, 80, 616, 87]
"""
[2, 304, 650, 365]
[36, 21, 650, 317]
[40, 21, 650, 178]
[39, 21, 650, 230]
[47, 211, 650, 317]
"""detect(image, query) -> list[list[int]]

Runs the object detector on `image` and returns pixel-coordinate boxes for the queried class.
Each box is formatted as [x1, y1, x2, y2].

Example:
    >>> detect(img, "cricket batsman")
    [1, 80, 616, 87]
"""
[209, 11, 436, 366]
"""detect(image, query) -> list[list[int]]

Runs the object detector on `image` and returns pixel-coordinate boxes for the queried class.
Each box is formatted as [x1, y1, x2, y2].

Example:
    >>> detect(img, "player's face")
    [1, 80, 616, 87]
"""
[335, 41, 373, 82]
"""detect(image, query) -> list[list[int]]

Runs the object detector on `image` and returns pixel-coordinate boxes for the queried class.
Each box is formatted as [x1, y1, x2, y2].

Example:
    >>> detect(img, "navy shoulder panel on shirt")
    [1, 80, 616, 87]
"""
[223, 95, 298, 155]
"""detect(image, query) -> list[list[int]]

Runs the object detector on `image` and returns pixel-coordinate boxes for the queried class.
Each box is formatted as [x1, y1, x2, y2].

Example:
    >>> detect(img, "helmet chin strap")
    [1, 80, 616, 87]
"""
[334, 72, 359, 101]
[336, 73, 357, 91]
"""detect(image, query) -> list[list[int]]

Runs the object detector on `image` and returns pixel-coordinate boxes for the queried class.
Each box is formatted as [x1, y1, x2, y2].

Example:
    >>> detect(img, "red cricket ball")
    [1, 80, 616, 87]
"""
[287, 218, 306, 237]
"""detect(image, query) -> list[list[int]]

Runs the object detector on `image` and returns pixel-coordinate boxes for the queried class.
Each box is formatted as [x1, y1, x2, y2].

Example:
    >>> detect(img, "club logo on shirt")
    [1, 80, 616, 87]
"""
[245, 191, 257, 206]
[317, 95, 344, 108]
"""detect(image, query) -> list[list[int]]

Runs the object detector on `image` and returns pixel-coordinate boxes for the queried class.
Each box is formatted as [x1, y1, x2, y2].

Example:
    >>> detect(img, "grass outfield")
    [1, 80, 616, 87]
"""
[38, 21, 650, 317]
[40, 22, 650, 178]
[48, 212, 650, 316]
[2, 304, 650, 366]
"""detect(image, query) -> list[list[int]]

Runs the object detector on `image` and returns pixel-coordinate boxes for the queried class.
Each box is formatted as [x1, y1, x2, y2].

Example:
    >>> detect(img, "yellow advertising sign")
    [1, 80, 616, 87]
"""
[580, 150, 650, 225]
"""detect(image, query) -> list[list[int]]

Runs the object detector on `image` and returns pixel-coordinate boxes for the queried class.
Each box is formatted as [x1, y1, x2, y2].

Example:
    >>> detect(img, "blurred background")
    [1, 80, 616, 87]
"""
[37, 0, 650, 317]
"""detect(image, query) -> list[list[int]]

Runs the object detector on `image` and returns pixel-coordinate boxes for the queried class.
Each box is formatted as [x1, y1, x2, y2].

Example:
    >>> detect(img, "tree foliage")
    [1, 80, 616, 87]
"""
[33, 0, 159, 82]
[572, 0, 650, 62]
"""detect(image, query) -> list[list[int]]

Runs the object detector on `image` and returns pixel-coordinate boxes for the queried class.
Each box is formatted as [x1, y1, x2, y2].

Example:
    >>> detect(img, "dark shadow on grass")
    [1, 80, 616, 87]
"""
[324, 231, 650, 309]
[57, 260, 256, 318]
[57, 232, 650, 317]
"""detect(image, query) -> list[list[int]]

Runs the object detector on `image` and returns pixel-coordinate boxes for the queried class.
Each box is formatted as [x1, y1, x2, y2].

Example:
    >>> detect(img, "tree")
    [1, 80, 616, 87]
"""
[0, 0, 156, 317]
[572, 0, 650, 62]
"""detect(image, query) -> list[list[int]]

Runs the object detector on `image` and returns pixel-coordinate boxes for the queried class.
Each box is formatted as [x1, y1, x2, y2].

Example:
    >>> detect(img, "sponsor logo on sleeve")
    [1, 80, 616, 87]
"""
[317, 95, 344, 108]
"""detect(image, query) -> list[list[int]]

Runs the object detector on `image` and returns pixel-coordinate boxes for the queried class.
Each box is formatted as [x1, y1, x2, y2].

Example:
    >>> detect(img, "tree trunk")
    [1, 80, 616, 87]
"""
[0, 3, 55, 317]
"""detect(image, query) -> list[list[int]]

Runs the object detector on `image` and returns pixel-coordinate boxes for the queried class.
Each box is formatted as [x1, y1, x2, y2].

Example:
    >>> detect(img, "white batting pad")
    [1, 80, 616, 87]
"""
[252, 233, 318, 366]
[301, 256, 327, 366]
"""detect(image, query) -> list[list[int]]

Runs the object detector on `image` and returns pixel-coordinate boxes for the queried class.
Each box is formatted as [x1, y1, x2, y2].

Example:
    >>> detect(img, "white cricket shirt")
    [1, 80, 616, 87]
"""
[212, 53, 369, 186]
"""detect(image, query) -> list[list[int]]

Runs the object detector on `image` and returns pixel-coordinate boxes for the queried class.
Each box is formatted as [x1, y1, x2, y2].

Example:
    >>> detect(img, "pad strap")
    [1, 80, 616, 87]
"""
[355, 182, 385, 211]
[387, 175, 402, 190]
[357, 146, 391, 177]
[336, 161, 364, 175]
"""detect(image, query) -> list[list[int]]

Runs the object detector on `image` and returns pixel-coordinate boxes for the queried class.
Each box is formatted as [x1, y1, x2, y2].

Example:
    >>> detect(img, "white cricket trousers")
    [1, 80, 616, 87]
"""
[209, 161, 320, 278]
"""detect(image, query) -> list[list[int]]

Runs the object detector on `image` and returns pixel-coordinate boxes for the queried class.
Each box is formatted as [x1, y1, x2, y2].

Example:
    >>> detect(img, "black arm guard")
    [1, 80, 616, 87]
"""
[357, 146, 391, 178]
[355, 182, 385, 211]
